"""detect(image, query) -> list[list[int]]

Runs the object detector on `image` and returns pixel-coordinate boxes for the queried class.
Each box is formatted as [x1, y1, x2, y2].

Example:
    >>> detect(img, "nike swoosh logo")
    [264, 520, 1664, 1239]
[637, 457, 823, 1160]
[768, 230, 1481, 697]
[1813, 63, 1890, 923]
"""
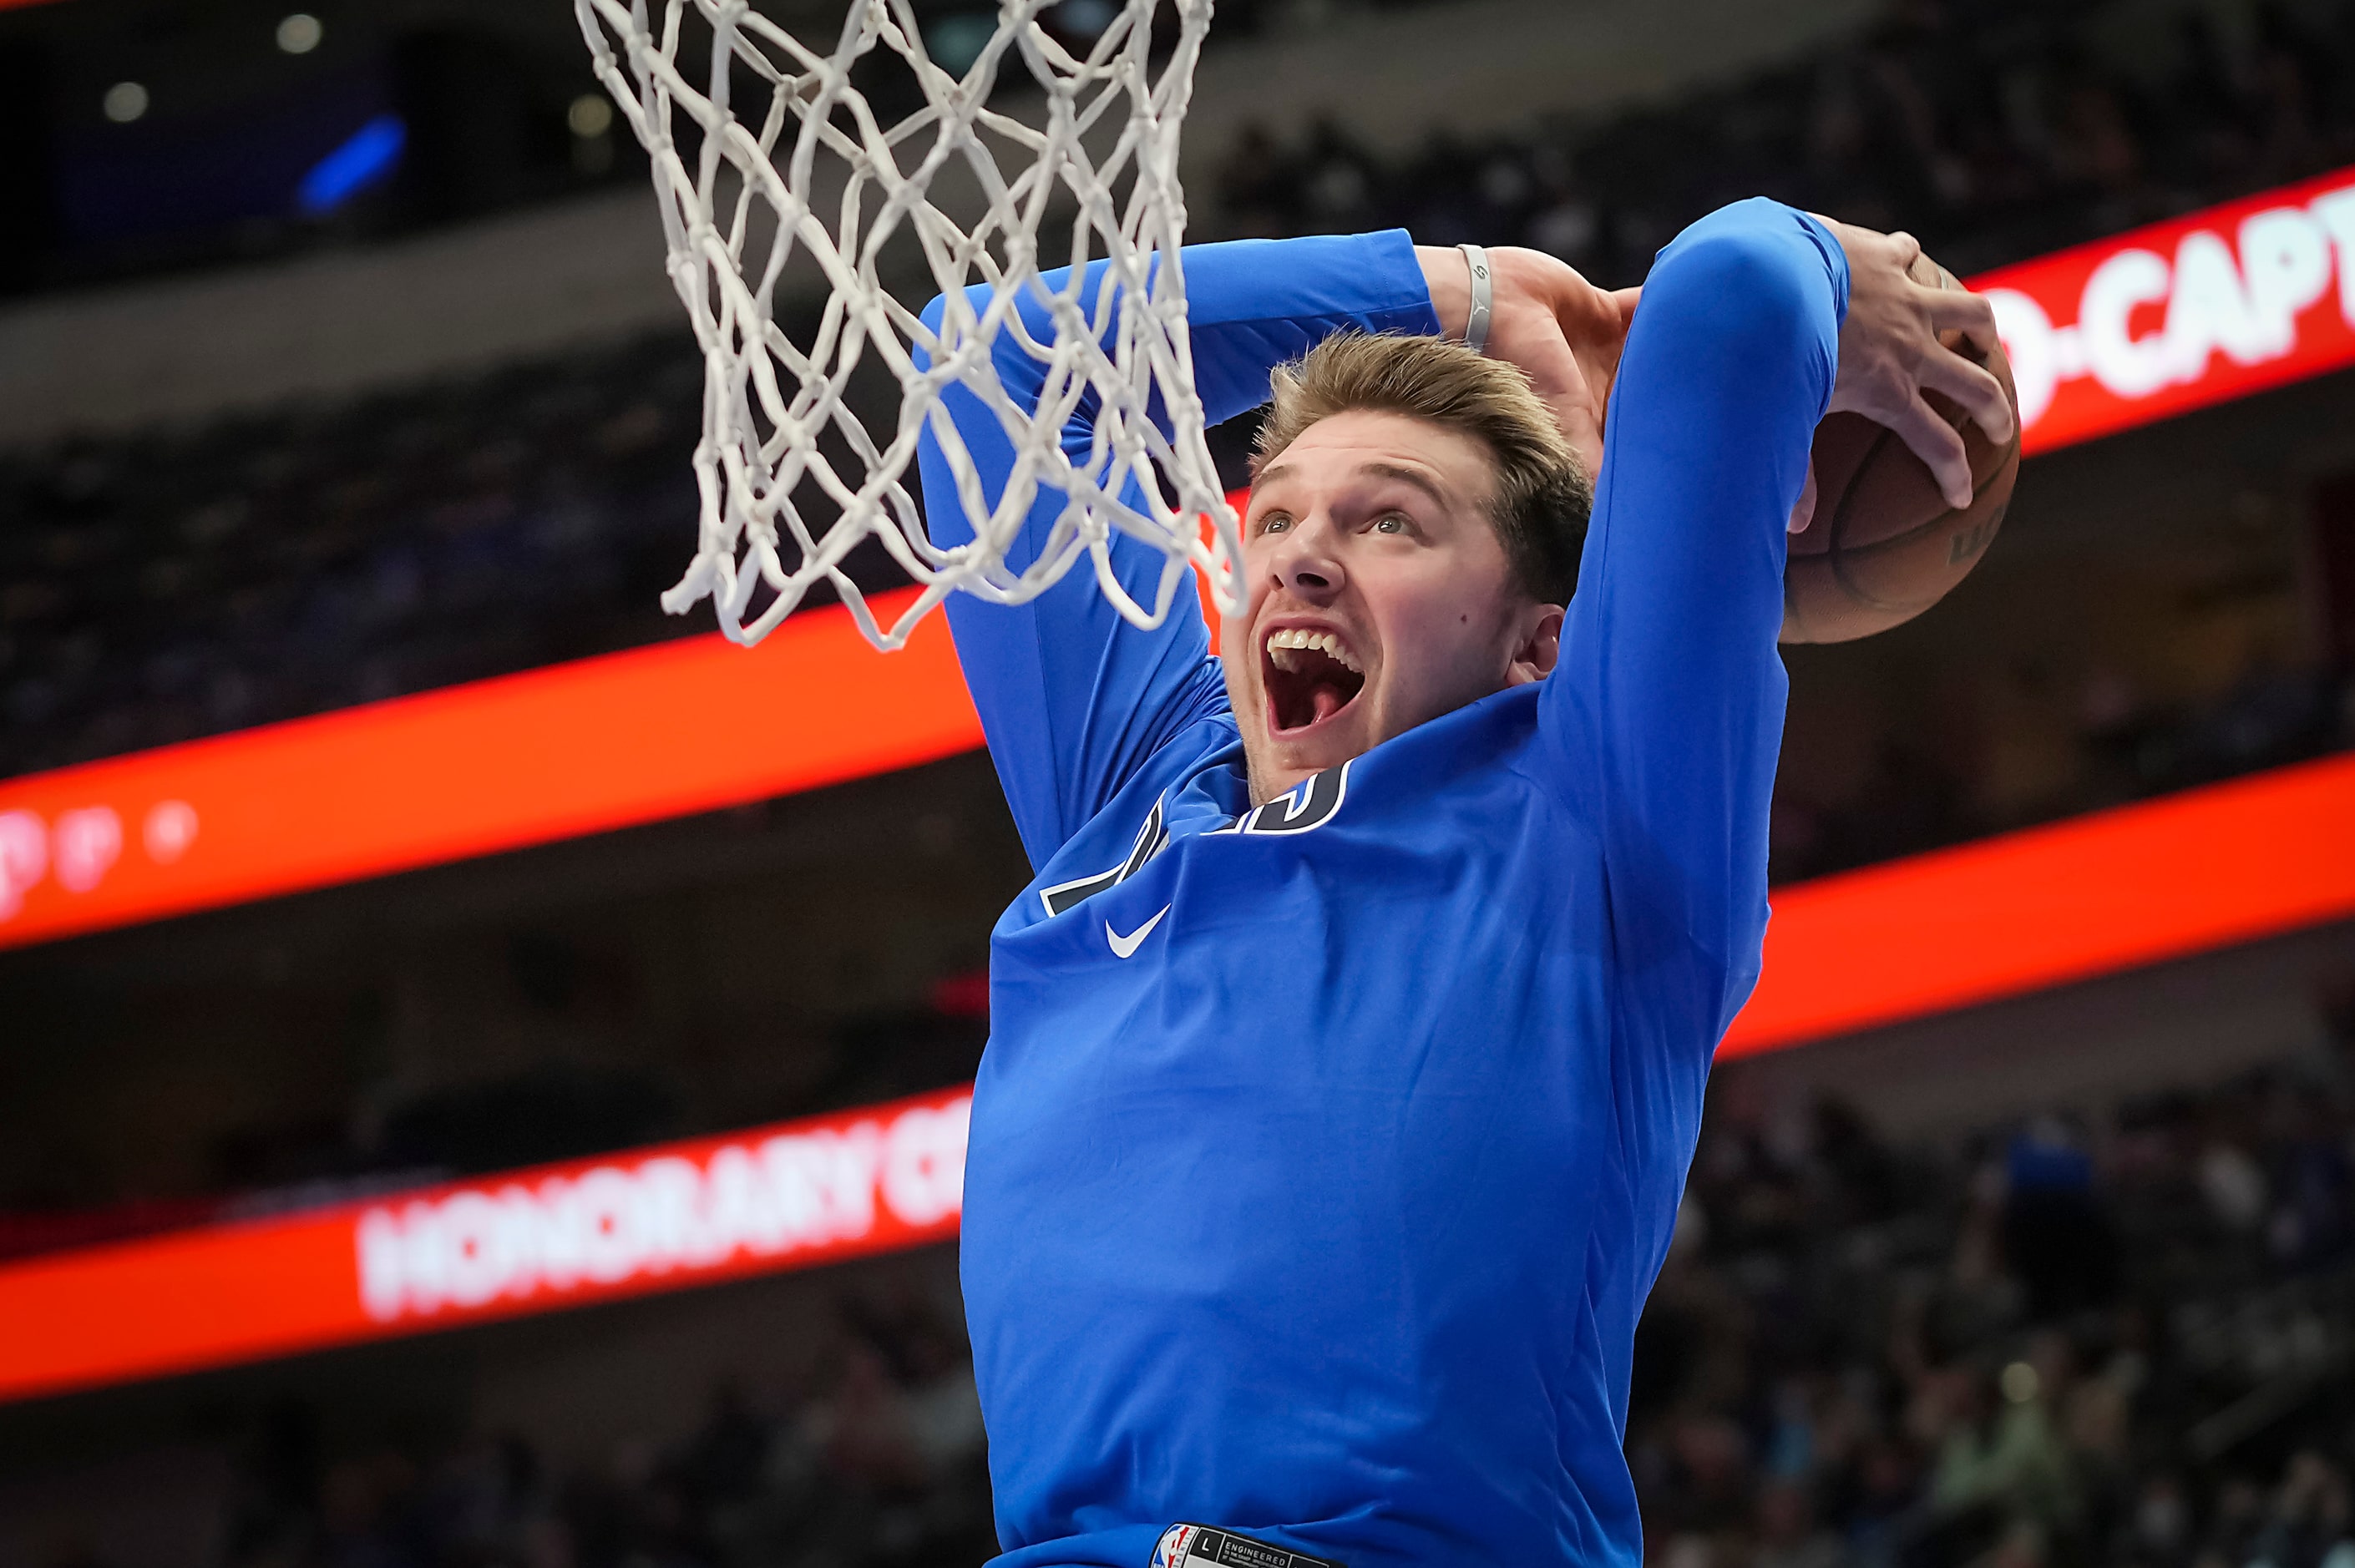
[1106, 904, 1171, 959]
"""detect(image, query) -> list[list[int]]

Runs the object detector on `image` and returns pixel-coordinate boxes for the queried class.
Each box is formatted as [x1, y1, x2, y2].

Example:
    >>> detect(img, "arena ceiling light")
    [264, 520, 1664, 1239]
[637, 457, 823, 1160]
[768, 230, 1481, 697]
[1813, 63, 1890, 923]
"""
[99, 80, 146, 122]
[565, 92, 613, 139]
[275, 12, 322, 53]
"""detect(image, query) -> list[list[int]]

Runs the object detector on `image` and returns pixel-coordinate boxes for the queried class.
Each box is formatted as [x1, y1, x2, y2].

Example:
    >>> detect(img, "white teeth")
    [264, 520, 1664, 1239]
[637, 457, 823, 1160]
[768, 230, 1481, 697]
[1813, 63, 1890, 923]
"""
[1264, 628, 1361, 672]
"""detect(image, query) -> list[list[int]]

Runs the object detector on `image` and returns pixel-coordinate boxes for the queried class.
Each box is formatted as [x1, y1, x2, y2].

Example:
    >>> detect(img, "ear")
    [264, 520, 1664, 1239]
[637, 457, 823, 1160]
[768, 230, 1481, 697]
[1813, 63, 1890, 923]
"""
[1507, 603, 1564, 685]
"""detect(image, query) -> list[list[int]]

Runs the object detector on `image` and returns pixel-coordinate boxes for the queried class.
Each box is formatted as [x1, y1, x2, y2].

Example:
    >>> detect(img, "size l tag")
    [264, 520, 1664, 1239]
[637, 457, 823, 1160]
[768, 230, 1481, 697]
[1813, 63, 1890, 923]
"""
[1151, 1523, 1345, 1568]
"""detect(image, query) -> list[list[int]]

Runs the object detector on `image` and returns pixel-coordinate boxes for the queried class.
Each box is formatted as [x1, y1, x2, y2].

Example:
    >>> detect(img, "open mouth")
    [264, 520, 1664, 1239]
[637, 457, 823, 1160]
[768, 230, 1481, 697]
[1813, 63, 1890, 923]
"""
[1264, 628, 1367, 734]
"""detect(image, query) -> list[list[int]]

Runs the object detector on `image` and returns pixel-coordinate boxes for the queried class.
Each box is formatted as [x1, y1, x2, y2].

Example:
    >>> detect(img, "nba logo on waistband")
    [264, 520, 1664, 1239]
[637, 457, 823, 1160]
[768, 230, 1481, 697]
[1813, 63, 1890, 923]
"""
[1150, 1523, 1345, 1568]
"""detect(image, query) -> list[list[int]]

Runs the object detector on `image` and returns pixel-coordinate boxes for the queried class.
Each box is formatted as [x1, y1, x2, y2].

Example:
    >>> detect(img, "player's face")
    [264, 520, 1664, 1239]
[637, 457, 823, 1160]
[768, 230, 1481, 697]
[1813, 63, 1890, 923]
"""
[1223, 410, 1562, 805]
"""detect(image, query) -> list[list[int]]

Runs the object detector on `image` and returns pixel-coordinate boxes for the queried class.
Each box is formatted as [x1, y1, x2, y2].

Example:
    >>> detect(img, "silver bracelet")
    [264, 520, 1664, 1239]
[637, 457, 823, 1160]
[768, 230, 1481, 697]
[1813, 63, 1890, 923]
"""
[1459, 243, 1493, 355]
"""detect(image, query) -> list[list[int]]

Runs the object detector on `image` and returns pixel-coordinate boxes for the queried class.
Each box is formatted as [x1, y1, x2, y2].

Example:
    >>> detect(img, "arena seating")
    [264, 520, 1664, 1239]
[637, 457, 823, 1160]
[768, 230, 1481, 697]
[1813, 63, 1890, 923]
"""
[1636, 1046, 2355, 1568]
[1211, 0, 2355, 285]
[209, 1274, 999, 1568]
[0, 335, 707, 781]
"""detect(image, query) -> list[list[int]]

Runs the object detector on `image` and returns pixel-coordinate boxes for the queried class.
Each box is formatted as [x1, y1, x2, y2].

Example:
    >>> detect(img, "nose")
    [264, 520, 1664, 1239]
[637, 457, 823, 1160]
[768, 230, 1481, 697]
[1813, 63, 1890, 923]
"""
[1269, 515, 1345, 600]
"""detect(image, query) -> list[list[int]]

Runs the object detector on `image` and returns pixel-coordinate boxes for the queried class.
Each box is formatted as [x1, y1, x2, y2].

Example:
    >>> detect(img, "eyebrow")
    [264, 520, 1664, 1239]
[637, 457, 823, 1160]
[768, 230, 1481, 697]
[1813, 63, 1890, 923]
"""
[1251, 460, 1455, 511]
[1359, 462, 1453, 511]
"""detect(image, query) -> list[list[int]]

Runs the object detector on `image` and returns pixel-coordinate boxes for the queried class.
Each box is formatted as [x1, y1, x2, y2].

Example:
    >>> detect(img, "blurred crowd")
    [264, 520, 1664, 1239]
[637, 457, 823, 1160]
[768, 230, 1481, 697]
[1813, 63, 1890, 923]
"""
[1765, 660, 2355, 884]
[1638, 1034, 2355, 1568]
[0, 336, 708, 783]
[211, 1284, 994, 1568]
[1211, 0, 2355, 283]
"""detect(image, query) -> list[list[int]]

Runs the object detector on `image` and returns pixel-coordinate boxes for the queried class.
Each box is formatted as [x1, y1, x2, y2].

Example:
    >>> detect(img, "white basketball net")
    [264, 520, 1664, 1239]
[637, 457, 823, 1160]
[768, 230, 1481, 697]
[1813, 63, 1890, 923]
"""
[575, 0, 1242, 650]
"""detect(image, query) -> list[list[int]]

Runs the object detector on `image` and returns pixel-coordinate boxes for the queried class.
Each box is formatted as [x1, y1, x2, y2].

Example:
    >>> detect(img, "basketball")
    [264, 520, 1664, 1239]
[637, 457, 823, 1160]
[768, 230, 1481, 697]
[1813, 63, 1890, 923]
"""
[1780, 255, 2022, 645]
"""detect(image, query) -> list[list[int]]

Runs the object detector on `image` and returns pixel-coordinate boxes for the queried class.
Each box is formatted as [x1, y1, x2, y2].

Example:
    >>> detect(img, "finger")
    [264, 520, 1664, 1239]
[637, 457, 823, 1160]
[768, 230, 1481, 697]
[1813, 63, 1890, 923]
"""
[1509, 323, 1588, 408]
[1889, 393, 1973, 509]
[1543, 392, 1605, 479]
[1887, 230, 1923, 270]
[1924, 287, 2001, 357]
[1545, 276, 1631, 342]
[1790, 458, 1819, 534]
[1917, 346, 2015, 444]
[1552, 290, 1633, 414]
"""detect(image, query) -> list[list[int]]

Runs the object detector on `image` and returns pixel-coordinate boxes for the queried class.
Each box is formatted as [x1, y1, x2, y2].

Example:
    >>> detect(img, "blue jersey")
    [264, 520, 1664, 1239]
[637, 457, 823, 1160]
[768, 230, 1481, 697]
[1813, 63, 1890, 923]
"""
[917, 200, 1847, 1568]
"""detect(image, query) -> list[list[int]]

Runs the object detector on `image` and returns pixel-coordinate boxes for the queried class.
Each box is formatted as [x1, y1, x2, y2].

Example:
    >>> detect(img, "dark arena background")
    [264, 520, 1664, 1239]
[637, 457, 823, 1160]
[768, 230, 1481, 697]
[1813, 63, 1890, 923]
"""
[3, 1, 2355, 1566]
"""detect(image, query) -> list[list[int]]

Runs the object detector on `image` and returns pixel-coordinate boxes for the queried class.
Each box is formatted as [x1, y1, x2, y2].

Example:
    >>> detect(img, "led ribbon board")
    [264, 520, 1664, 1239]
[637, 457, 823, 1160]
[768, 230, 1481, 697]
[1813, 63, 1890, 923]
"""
[0, 588, 983, 950]
[1987, 164, 2355, 454]
[1720, 751, 2355, 1055]
[0, 1087, 972, 1404]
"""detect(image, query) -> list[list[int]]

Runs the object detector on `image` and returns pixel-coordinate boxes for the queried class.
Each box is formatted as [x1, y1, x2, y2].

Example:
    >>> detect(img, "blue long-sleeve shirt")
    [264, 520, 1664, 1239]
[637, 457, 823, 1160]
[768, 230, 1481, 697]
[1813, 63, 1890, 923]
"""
[917, 200, 1846, 1568]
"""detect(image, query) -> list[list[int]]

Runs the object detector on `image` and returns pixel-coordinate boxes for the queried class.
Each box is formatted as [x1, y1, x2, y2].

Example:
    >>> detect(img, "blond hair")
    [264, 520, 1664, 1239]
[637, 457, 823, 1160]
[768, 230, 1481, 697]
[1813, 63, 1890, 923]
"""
[1250, 332, 1593, 605]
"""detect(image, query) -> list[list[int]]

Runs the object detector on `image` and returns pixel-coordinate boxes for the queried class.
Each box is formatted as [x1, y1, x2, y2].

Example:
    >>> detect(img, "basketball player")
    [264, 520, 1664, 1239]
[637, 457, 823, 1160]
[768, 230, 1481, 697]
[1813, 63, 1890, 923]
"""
[916, 200, 2010, 1568]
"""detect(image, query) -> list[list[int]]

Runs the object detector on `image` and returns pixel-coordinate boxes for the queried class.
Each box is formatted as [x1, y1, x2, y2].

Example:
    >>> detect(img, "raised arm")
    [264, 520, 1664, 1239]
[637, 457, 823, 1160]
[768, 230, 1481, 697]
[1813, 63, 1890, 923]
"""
[919, 233, 1438, 871]
[1541, 200, 1846, 1040]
